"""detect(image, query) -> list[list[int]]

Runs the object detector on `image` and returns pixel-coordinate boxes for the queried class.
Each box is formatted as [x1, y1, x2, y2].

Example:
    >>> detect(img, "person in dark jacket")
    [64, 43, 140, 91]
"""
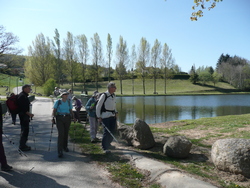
[0, 104, 13, 171]
[17, 84, 34, 151]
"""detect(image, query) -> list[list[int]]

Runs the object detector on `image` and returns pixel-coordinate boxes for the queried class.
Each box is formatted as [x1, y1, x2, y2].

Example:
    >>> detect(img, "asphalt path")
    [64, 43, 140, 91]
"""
[0, 97, 121, 188]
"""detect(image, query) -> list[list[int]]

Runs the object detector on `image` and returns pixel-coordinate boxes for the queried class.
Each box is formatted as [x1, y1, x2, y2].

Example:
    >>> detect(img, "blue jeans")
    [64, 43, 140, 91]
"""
[102, 116, 116, 150]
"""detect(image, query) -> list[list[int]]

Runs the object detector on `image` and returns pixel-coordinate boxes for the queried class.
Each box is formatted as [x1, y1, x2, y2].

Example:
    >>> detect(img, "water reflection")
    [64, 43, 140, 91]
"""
[116, 95, 250, 124]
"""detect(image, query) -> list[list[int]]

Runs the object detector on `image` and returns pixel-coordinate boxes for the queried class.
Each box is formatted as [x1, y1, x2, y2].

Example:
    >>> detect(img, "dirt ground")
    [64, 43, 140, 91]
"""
[143, 121, 250, 188]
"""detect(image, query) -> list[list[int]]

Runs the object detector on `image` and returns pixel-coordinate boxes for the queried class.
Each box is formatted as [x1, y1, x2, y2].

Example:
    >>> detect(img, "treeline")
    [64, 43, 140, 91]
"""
[23, 29, 182, 94]
[189, 54, 250, 90]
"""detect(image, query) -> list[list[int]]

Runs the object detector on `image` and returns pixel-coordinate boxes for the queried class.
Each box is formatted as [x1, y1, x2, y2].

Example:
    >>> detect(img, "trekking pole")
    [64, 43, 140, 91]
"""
[30, 118, 36, 150]
[73, 121, 76, 152]
[3, 133, 27, 157]
[101, 122, 119, 143]
[48, 117, 55, 151]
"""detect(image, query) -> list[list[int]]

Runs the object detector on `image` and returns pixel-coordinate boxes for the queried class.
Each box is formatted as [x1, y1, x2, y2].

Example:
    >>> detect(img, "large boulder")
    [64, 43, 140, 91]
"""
[132, 119, 155, 149]
[211, 138, 250, 177]
[117, 124, 134, 146]
[117, 119, 155, 149]
[163, 136, 192, 159]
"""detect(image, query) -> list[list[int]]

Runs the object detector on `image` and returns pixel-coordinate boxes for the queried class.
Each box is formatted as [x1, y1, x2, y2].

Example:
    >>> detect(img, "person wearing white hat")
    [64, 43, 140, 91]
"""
[52, 92, 76, 158]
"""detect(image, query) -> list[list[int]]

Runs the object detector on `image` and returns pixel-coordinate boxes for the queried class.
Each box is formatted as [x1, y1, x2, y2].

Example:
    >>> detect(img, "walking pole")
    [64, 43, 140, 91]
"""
[3, 133, 27, 157]
[29, 103, 36, 150]
[30, 118, 36, 150]
[101, 122, 119, 143]
[73, 122, 76, 152]
[48, 117, 55, 151]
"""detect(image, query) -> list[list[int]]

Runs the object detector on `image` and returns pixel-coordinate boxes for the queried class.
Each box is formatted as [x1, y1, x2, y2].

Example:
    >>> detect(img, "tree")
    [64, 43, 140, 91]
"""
[77, 34, 89, 90]
[137, 37, 150, 94]
[91, 33, 103, 90]
[130, 44, 137, 94]
[151, 39, 161, 94]
[161, 43, 173, 94]
[52, 28, 62, 86]
[0, 25, 22, 57]
[63, 32, 78, 91]
[106, 33, 113, 82]
[115, 36, 129, 94]
[189, 65, 199, 84]
[25, 33, 54, 86]
[190, 0, 223, 21]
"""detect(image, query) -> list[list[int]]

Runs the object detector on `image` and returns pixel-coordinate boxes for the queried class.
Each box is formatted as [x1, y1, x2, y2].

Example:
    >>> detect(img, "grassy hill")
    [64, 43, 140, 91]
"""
[0, 72, 244, 97]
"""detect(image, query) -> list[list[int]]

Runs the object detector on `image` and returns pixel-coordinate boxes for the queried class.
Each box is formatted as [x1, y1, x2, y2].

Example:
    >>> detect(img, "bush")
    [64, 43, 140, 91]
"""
[43, 78, 56, 96]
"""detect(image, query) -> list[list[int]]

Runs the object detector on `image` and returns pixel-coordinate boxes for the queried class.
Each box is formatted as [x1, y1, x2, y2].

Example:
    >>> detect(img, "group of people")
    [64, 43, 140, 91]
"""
[1, 82, 118, 171]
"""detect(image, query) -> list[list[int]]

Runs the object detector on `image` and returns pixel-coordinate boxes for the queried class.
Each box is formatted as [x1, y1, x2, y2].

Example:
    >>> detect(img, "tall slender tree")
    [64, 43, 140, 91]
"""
[91, 33, 103, 90]
[130, 44, 137, 95]
[161, 43, 172, 94]
[77, 34, 89, 90]
[151, 39, 161, 94]
[106, 33, 113, 82]
[52, 28, 62, 86]
[115, 36, 129, 94]
[63, 32, 77, 91]
[137, 37, 150, 94]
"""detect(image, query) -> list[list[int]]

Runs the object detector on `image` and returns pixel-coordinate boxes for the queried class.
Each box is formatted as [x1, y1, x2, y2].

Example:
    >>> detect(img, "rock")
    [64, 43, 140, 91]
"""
[117, 124, 134, 146]
[163, 136, 192, 159]
[132, 119, 155, 149]
[211, 138, 250, 177]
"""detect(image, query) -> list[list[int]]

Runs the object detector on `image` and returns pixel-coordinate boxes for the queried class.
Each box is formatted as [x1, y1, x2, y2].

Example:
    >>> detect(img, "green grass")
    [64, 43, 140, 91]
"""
[68, 123, 162, 188]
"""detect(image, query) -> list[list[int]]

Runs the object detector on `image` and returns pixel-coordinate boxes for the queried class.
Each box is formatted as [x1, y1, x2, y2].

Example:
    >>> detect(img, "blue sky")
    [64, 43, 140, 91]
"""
[1, 0, 249, 72]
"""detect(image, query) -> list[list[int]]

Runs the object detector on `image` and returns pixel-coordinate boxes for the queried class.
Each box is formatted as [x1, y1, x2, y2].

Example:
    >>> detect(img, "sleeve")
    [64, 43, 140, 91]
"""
[96, 94, 105, 118]
[53, 100, 59, 109]
[85, 98, 92, 111]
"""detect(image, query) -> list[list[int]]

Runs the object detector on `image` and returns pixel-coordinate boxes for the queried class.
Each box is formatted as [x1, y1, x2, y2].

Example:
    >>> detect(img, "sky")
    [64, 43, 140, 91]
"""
[1, 0, 250, 72]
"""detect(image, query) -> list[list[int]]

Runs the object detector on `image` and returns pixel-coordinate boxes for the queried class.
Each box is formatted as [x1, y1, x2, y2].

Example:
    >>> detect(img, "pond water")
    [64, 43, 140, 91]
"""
[115, 95, 250, 124]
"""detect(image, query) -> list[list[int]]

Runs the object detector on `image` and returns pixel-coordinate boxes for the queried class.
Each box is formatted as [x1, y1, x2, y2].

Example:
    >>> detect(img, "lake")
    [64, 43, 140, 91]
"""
[115, 95, 250, 124]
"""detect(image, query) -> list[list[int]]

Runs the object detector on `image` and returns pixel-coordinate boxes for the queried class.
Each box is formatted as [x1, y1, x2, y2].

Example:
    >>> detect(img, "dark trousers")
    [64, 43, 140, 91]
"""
[74, 107, 81, 122]
[102, 116, 116, 150]
[18, 113, 30, 148]
[11, 112, 17, 123]
[56, 115, 71, 153]
[0, 130, 7, 166]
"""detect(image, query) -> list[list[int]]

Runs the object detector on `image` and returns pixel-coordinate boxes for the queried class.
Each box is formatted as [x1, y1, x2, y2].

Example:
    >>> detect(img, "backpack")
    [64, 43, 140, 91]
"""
[56, 99, 71, 110]
[95, 93, 115, 114]
[6, 95, 19, 114]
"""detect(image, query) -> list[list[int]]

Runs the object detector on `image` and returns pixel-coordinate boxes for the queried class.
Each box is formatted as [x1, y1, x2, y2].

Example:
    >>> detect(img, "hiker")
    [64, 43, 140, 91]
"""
[67, 89, 73, 101]
[85, 91, 99, 143]
[54, 87, 60, 97]
[0, 104, 13, 171]
[96, 82, 118, 153]
[17, 84, 34, 151]
[6, 93, 17, 125]
[52, 92, 76, 158]
[72, 96, 82, 123]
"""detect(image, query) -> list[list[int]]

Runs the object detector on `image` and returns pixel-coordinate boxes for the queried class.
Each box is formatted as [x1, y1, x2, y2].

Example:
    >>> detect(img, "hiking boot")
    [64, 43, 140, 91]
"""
[58, 151, 63, 158]
[94, 137, 101, 142]
[108, 145, 116, 150]
[64, 147, 69, 152]
[1, 164, 13, 172]
[103, 150, 111, 154]
[19, 145, 31, 151]
[91, 138, 97, 143]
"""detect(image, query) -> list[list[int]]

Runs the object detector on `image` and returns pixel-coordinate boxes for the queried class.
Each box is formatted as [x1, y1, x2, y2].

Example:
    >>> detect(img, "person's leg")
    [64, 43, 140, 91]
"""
[102, 118, 113, 150]
[89, 117, 96, 140]
[107, 117, 116, 147]
[76, 107, 81, 122]
[63, 116, 71, 150]
[0, 132, 7, 167]
[19, 114, 30, 149]
[56, 116, 64, 155]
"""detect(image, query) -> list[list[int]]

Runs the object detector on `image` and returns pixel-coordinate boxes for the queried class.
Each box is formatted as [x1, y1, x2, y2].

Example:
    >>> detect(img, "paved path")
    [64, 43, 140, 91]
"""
[1, 97, 120, 188]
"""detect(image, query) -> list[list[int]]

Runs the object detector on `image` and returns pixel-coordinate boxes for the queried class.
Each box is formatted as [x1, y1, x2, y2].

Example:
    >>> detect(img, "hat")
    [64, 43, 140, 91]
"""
[59, 92, 69, 97]
[92, 91, 99, 97]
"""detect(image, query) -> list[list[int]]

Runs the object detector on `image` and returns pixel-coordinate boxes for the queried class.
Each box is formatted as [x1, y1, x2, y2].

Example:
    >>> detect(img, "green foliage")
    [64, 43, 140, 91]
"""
[43, 78, 56, 96]
[189, 72, 199, 84]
